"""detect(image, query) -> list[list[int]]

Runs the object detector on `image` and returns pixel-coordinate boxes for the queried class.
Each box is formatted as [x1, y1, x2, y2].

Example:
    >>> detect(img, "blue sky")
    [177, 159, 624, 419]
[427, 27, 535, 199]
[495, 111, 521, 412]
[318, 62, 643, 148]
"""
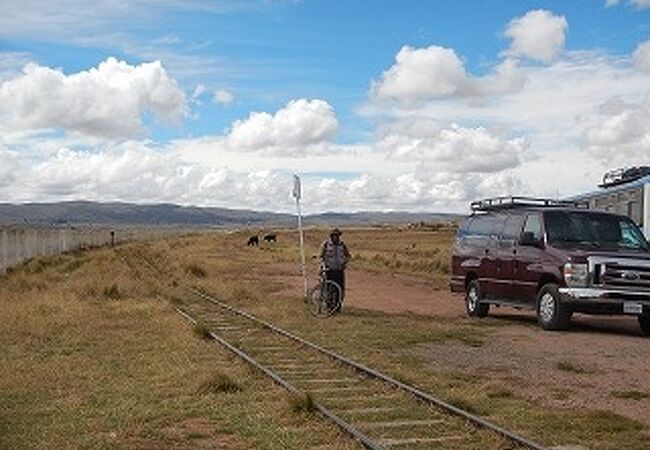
[1, 1, 650, 212]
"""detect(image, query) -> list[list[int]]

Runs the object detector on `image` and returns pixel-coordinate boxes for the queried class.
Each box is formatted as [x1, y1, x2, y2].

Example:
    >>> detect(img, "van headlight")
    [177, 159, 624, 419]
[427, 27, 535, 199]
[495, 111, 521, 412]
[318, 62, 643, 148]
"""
[563, 263, 589, 287]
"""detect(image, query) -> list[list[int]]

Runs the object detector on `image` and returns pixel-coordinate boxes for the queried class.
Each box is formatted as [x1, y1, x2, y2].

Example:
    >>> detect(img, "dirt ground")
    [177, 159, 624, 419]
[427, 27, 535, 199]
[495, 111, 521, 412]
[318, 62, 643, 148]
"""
[258, 262, 650, 426]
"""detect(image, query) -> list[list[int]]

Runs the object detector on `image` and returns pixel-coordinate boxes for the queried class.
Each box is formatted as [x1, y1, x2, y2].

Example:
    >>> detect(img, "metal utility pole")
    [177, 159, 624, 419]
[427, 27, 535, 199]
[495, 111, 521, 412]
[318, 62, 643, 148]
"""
[293, 174, 308, 297]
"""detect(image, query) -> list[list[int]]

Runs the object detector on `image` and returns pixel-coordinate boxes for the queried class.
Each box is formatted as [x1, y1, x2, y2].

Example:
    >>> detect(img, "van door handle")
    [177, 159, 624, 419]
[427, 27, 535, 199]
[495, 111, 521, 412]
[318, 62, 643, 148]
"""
[484, 249, 489, 255]
[512, 249, 517, 255]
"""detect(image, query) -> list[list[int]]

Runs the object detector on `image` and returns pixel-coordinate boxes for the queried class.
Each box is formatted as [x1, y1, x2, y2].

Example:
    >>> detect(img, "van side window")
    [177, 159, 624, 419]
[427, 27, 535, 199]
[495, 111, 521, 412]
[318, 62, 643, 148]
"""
[458, 218, 473, 238]
[468, 215, 490, 236]
[522, 214, 543, 240]
[501, 214, 525, 241]
[491, 214, 507, 237]
[468, 214, 504, 237]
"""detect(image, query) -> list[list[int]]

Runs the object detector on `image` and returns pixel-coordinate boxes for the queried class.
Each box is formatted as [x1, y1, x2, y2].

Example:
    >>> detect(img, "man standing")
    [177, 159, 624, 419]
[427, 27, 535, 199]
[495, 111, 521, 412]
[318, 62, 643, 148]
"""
[319, 228, 351, 312]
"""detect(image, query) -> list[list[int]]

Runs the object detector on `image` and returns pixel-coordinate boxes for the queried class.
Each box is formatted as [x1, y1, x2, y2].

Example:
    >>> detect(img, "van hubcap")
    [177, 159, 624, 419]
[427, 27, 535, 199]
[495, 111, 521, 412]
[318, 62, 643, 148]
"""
[539, 293, 555, 323]
[468, 286, 479, 311]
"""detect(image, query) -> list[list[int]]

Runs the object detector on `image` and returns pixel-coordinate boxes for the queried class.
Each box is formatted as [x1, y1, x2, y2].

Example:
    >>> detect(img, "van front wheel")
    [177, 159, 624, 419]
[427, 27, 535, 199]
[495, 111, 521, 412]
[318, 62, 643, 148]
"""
[638, 316, 650, 336]
[537, 283, 572, 330]
[466, 279, 489, 318]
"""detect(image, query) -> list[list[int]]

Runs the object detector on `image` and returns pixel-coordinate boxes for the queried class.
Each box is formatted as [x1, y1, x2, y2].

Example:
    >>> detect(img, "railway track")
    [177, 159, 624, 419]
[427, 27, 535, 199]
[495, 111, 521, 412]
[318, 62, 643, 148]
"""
[126, 251, 549, 450]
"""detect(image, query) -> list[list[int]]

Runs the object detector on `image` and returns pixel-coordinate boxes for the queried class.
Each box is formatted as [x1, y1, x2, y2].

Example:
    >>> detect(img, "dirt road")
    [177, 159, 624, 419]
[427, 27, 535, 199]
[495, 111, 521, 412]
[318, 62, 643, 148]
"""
[259, 263, 650, 426]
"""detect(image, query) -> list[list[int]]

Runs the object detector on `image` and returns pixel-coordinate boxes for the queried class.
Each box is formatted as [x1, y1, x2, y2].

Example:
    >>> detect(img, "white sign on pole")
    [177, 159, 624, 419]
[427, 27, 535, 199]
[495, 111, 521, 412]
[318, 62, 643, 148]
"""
[293, 174, 308, 297]
[292, 174, 301, 200]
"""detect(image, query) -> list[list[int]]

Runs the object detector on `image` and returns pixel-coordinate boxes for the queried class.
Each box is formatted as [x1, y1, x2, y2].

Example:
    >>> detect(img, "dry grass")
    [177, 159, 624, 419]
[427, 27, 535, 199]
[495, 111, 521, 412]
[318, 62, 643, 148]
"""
[132, 227, 649, 450]
[3, 227, 649, 450]
[0, 244, 360, 450]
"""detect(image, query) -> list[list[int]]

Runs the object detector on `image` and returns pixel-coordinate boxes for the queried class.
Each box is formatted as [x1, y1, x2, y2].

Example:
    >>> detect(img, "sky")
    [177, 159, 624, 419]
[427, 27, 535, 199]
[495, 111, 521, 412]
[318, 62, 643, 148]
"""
[1, 0, 650, 214]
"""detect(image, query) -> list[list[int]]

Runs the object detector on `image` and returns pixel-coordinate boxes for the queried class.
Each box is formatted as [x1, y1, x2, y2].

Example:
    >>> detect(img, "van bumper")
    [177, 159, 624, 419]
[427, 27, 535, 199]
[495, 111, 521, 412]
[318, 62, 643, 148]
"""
[559, 287, 650, 315]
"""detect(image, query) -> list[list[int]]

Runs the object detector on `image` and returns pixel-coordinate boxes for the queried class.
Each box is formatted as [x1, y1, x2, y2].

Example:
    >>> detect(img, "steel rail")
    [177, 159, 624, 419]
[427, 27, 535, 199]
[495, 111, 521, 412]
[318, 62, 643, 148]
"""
[132, 252, 548, 450]
[186, 286, 549, 450]
[174, 305, 385, 450]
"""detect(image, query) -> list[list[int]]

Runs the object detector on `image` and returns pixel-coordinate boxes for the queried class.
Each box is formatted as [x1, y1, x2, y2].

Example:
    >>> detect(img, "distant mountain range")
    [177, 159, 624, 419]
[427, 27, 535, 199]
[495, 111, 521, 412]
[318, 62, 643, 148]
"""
[0, 201, 463, 228]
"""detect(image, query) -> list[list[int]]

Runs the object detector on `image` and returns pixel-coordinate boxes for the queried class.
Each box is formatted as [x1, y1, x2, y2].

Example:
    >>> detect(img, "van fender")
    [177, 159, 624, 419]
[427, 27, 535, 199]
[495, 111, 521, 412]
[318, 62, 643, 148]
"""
[460, 258, 481, 269]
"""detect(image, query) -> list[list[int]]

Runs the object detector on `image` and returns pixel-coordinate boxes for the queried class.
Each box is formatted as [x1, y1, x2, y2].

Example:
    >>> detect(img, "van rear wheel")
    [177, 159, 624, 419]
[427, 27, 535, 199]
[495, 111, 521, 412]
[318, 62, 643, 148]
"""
[465, 279, 489, 318]
[537, 283, 572, 331]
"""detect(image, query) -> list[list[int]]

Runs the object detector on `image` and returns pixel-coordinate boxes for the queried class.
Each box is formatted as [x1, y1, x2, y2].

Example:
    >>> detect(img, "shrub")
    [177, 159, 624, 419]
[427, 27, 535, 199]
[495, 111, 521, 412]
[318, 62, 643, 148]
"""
[193, 322, 212, 340]
[555, 360, 588, 374]
[287, 391, 316, 413]
[103, 284, 121, 300]
[197, 372, 241, 394]
[185, 264, 207, 278]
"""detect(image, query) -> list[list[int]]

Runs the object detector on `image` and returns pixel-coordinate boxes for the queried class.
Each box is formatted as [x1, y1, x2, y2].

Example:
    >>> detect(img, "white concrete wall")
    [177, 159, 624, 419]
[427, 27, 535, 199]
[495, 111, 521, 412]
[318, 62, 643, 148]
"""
[0, 227, 183, 275]
[0, 225, 200, 275]
[0, 228, 117, 274]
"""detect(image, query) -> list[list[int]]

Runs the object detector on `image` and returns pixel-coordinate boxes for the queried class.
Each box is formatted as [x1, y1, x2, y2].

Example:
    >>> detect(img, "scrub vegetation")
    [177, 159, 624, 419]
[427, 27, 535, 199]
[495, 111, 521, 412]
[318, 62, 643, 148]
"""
[0, 247, 359, 450]
[1, 226, 648, 450]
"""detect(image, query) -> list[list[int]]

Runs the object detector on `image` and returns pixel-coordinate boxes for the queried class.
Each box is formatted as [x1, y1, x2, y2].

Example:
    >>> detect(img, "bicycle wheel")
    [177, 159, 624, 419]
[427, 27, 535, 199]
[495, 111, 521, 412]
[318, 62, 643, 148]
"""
[307, 280, 341, 317]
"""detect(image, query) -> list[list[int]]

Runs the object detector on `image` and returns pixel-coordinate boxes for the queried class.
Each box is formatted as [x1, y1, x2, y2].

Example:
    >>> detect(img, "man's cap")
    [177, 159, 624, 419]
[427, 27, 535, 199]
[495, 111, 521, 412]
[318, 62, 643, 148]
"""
[330, 228, 342, 236]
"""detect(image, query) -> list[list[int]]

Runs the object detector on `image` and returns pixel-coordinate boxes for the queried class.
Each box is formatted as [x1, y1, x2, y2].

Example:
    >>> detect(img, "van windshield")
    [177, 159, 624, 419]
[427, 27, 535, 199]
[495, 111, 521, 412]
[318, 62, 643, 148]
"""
[545, 211, 649, 251]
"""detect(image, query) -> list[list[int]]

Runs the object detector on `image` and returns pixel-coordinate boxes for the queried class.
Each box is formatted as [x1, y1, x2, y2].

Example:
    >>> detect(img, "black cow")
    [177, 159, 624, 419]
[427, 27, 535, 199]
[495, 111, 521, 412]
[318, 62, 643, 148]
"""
[247, 235, 259, 246]
[263, 234, 277, 243]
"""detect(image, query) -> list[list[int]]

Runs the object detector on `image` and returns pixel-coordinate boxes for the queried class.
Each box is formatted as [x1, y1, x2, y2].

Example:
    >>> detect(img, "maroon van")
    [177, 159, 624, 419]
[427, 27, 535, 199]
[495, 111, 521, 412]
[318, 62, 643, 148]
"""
[450, 197, 650, 334]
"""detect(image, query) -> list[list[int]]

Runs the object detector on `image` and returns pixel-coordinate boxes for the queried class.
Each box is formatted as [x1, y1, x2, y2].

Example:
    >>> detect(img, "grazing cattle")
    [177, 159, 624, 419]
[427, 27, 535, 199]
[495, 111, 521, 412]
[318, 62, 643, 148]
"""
[247, 235, 259, 246]
[263, 234, 277, 243]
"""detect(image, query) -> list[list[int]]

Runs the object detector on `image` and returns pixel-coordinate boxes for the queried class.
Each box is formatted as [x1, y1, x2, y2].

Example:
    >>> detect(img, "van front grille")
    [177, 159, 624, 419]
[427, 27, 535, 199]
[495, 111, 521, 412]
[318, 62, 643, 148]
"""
[598, 261, 650, 291]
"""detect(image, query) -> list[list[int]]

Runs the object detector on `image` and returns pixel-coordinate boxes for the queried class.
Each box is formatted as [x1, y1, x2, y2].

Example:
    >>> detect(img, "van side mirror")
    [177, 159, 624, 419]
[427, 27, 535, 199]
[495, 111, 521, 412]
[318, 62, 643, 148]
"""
[520, 231, 543, 247]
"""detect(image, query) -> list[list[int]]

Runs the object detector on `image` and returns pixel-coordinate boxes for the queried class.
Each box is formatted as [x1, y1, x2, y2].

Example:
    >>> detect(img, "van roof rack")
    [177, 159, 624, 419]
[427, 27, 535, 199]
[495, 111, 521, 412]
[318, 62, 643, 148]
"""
[599, 166, 650, 188]
[471, 196, 588, 211]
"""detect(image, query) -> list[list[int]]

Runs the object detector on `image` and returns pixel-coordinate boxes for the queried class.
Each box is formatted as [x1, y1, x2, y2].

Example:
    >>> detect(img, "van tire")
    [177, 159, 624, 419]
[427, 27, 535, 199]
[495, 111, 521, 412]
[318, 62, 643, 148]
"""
[638, 316, 650, 336]
[465, 279, 489, 318]
[537, 283, 572, 330]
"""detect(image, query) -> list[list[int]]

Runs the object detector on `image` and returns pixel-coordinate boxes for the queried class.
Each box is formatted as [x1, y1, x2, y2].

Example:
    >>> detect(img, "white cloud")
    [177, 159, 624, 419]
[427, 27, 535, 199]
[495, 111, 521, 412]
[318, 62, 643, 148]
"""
[0, 149, 25, 188]
[584, 98, 650, 164]
[603, 0, 650, 9]
[226, 99, 338, 154]
[0, 1, 240, 39]
[192, 83, 206, 99]
[0, 134, 523, 213]
[372, 46, 467, 101]
[631, 0, 650, 9]
[0, 57, 187, 139]
[0, 51, 33, 81]
[371, 45, 525, 104]
[0, 142, 290, 208]
[365, 51, 650, 158]
[214, 89, 235, 105]
[364, 38, 650, 204]
[503, 10, 568, 64]
[633, 40, 650, 72]
[375, 121, 527, 173]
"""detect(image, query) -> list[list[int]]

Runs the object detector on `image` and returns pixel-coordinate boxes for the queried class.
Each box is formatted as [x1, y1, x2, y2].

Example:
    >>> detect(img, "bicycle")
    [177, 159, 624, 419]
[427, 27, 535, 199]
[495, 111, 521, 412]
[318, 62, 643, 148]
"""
[306, 267, 342, 317]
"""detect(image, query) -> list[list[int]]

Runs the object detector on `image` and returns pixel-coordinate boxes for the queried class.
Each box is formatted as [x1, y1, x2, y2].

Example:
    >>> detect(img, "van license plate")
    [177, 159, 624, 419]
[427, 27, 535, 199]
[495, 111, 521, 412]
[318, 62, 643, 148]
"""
[623, 303, 643, 315]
